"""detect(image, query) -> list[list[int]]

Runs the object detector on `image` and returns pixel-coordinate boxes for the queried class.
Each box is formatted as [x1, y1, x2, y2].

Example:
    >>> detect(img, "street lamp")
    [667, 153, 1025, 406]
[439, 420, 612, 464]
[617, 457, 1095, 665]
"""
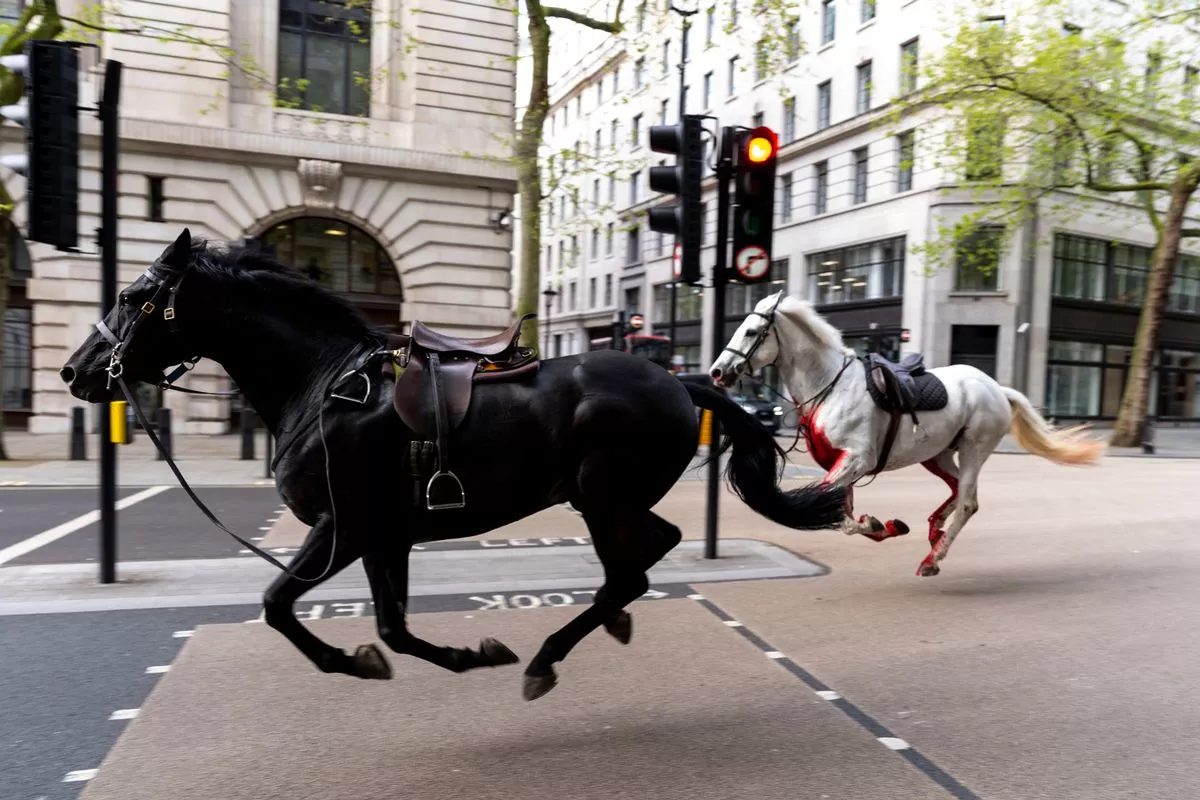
[542, 286, 558, 356]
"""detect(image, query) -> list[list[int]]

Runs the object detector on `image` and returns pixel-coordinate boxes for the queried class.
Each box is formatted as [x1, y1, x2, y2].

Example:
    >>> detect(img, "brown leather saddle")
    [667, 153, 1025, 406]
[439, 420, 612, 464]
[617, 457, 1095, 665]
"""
[379, 313, 539, 510]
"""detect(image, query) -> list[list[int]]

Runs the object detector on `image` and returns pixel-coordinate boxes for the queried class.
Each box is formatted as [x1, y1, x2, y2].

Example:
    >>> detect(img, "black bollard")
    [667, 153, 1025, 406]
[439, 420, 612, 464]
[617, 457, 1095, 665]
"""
[69, 407, 87, 460]
[1142, 415, 1156, 455]
[240, 408, 255, 460]
[264, 430, 274, 479]
[156, 407, 172, 461]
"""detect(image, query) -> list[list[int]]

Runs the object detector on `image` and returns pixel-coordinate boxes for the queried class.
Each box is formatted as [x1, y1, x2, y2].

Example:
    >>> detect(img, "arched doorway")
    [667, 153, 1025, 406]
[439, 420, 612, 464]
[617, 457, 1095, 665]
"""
[259, 217, 402, 330]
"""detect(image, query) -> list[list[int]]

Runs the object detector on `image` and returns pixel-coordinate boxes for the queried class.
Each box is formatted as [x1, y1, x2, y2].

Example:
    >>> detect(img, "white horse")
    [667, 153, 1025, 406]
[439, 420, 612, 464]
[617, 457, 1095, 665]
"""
[708, 291, 1106, 576]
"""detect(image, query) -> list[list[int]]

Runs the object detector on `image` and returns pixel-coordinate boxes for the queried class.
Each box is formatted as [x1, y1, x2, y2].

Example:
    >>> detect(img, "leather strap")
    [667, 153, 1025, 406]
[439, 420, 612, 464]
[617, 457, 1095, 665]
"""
[429, 352, 449, 473]
[872, 411, 902, 475]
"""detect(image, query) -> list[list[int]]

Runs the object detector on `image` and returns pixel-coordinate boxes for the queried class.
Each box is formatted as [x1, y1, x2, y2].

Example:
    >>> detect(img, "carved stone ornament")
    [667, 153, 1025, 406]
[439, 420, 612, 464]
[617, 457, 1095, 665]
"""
[297, 159, 343, 209]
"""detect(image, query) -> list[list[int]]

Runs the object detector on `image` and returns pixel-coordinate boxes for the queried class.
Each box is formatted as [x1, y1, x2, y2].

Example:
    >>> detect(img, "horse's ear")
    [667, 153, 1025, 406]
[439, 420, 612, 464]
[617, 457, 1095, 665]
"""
[162, 228, 192, 268]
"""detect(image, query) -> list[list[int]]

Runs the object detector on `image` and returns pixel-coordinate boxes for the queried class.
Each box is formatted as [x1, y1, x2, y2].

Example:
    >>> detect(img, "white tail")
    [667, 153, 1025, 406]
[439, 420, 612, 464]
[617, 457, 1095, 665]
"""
[1002, 388, 1107, 466]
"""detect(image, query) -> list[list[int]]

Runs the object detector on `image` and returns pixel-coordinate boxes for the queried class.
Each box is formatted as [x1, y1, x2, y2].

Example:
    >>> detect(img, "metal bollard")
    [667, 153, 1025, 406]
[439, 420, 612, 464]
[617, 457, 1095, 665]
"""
[70, 407, 87, 460]
[240, 408, 256, 460]
[264, 431, 274, 479]
[1141, 415, 1156, 455]
[156, 407, 172, 461]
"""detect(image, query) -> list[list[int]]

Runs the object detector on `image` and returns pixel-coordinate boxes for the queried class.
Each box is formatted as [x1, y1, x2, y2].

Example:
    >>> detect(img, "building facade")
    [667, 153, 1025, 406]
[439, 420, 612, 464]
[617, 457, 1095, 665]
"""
[534, 0, 1200, 420]
[1, 0, 518, 433]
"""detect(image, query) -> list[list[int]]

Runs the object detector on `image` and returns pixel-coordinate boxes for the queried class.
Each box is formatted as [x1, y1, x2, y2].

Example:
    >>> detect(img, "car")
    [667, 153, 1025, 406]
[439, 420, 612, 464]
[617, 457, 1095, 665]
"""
[676, 372, 784, 433]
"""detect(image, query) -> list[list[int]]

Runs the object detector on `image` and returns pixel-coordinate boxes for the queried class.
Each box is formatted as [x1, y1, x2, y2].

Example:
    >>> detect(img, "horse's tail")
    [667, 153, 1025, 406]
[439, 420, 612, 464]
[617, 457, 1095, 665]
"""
[685, 382, 846, 530]
[1001, 387, 1107, 466]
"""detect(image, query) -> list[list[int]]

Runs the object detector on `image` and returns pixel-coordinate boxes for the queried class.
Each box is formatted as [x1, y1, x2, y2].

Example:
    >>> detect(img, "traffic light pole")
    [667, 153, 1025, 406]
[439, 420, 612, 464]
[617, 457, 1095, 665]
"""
[98, 60, 122, 585]
[705, 127, 734, 560]
[667, 4, 695, 368]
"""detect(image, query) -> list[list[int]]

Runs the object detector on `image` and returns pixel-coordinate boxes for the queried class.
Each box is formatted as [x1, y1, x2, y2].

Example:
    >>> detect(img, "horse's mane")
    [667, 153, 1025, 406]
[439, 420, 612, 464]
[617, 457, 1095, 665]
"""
[776, 293, 855, 355]
[186, 240, 382, 343]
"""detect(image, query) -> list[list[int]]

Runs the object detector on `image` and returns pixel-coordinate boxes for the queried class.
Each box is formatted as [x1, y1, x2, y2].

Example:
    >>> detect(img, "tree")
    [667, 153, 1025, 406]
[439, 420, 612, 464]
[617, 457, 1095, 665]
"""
[885, 0, 1200, 446]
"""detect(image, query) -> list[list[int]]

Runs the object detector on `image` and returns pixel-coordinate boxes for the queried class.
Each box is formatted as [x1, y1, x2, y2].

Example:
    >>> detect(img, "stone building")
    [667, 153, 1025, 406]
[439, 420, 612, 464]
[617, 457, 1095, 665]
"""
[1, 0, 517, 433]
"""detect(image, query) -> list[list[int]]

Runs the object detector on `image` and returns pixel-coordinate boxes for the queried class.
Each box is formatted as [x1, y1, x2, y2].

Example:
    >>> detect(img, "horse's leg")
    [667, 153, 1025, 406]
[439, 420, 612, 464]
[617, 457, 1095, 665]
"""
[261, 518, 385, 679]
[920, 451, 960, 551]
[823, 456, 909, 541]
[917, 446, 985, 577]
[363, 545, 520, 674]
[522, 510, 677, 701]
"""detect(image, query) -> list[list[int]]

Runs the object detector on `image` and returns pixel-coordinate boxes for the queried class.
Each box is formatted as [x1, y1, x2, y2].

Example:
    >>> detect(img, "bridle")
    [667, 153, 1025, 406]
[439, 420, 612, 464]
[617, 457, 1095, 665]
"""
[91, 256, 336, 582]
[721, 290, 786, 377]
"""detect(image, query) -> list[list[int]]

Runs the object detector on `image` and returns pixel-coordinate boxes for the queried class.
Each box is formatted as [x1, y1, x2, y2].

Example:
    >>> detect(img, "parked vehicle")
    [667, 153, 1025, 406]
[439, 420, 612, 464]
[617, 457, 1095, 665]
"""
[676, 373, 784, 433]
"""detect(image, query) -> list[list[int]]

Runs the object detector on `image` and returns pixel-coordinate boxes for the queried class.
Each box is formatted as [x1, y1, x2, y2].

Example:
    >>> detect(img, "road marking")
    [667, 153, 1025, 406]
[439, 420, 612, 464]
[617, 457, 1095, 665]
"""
[879, 737, 911, 751]
[687, 593, 705, 600]
[764, 650, 785, 659]
[63, 769, 98, 782]
[173, 630, 193, 638]
[692, 589, 980, 800]
[0, 486, 171, 567]
[109, 708, 139, 720]
[258, 526, 272, 531]
[145, 665, 170, 674]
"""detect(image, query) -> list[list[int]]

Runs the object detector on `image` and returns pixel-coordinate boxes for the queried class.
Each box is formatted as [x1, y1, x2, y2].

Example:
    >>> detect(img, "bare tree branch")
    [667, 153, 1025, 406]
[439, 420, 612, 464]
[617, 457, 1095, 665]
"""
[543, 0, 625, 33]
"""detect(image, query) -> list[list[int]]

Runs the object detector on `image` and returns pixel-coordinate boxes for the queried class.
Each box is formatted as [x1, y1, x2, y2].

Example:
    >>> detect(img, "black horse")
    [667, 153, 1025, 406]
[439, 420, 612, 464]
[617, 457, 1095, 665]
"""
[61, 229, 846, 700]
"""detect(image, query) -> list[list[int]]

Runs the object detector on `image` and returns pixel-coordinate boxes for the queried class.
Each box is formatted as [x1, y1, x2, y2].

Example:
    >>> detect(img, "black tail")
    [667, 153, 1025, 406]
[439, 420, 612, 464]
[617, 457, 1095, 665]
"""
[685, 382, 846, 530]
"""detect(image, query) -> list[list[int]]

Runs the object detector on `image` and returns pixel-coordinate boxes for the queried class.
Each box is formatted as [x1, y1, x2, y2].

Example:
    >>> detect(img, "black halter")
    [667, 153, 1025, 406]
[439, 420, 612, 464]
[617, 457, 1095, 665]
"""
[722, 290, 786, 376]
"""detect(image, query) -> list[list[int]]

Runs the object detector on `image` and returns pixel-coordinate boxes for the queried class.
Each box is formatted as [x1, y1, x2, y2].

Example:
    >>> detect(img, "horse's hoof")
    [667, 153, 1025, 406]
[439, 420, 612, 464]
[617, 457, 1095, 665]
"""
[916, 560, 941, 578]
[604, 611, 633, 645]
[886, 519, 910, 537]
[866, 515, 886, 533]
[353, 644, 393, 680]
[522, 670, 558, 701]
[479, 637, 520, 667]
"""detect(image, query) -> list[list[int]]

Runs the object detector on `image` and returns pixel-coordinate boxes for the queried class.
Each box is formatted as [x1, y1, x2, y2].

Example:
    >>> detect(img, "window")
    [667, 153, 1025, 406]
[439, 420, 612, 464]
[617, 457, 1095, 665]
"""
[852, 147, 868, 204]
[1052, 234, 1107, 300]
[545, 245, 552, 274]
[814, 161, 829, 214]
[783, 97, 796, 143]
[703, 71, 713, 108]
[630, 170, 641, 204]
[954, 226, 1004, 291]
[608, 172, 616, 202]
[728, 56, 738, 96]
[606, 223, 614, 255]
[2, 308, 31, 412]
[569, 281, 578, 311]
[596, 81, 604, 105]
[807, 236, 905, 304]
[780, 173, 793, 222]
[821, 0, 835, 44]
[625, 286, 642, 316]
[1171, 254, 1200, 314]
[862, 0, 876, 23]
[594, 128, 602, 155]
[817, 80, 831, 129]
[706, 7, 715, 44]
[786, 19, 801, 62]
[611, 67, 620, 94]
[637, 1, 646, 32]
[610, 119, 619, 150]
[631, 114, 642, 147]
[950, 326, 998, 378]
[262, 217, 401, 300]
[592, 178, 601, 205]
[896, 130, 915, 192]
[856, 61, 872, 114]
[627, 227, 641, 265]
[662, 39, 671, 77]
[147, 176, 165, 221]
[1112, 243, 1150, 305]
[752, 111, 764, 127]
[0, 0, 22, 23]
[730, 0, 738, 28]
[591, 228, 600, 260]
[604, 274, 614, 306]
[726, 260, 789, 321]
[278, 0, 372, 116]
[754, 39, 768, 82]
[900, 38, 919, 95]
[1145, 52, 1163, 99]
[635, 58, 646, 88]
[1046, 340, 1103, 417]
[1186, 66, 1198, 102]
[965, 113, 1004, 180]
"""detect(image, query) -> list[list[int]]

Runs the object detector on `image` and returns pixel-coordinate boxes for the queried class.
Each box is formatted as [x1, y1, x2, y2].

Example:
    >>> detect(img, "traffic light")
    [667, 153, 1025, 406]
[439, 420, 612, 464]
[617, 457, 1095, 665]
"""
[0, 41, 81, 251]
[731, 125, 778, 284]
[646, 114, 705, 285]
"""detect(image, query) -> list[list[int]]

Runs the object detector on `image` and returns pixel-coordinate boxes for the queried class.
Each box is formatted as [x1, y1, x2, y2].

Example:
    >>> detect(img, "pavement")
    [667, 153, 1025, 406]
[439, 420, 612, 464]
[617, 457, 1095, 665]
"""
[3, 451, 1200, 798]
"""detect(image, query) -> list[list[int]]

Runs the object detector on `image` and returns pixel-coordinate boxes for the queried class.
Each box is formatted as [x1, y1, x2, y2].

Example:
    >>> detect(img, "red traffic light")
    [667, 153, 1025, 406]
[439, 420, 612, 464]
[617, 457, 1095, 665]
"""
[741, 126, 778, 165]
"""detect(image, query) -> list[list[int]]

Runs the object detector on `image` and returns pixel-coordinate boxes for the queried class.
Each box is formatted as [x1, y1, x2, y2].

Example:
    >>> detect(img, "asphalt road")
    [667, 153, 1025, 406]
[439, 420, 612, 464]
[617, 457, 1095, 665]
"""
[1, 487, 283, 566]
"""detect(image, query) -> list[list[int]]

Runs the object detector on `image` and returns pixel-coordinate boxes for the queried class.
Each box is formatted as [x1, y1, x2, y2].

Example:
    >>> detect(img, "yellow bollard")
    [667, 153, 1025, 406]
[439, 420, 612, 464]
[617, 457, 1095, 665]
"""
[110, 400, 129, 444]
[698, 410, 712, 447]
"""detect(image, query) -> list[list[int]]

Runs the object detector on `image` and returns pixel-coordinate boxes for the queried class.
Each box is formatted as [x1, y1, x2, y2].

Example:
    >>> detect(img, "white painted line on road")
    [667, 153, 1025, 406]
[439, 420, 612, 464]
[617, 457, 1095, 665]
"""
[0, 486, 171, 567]
[239, 549, 251, 554]
[764, 651, 785, 659]
[722, 620, 744, 627]
[878, 737, 911, 751]
[173, 630, 193, 638]
[109, 708, 139, 720]
[63, 769, 98, 782]
[145, 665, 170, 674]
[0, 480, 29, 486]
[687, 593, 705, 600]
[258, 526, 272, 531]
[815, 690, 842, 701]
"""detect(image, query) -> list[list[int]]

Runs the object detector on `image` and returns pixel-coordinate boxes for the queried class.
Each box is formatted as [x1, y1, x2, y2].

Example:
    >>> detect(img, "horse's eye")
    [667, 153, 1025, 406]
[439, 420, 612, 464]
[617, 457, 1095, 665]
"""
[746, 329, 758, 338]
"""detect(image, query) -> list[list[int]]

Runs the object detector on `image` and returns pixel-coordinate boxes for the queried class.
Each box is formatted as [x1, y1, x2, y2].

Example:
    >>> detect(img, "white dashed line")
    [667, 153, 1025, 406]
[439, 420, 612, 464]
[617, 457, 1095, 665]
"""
[815, 690, 842, 701]
[258, 526, 272, 531]
[109, 708, 139, 721]
[878, 737, 911, 751]
[145, 665, 170, 674]
[764, 651, 785, 659]
[63, 769, 98, 782]
[687, 593, 705, 600]
[172, 630, 193, 638]
[722, 620, 744, 627]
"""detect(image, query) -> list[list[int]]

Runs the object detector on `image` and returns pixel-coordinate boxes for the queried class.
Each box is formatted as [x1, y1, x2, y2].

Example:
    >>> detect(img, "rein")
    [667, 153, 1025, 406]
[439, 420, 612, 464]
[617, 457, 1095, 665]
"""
[95, 262, 367, 583]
